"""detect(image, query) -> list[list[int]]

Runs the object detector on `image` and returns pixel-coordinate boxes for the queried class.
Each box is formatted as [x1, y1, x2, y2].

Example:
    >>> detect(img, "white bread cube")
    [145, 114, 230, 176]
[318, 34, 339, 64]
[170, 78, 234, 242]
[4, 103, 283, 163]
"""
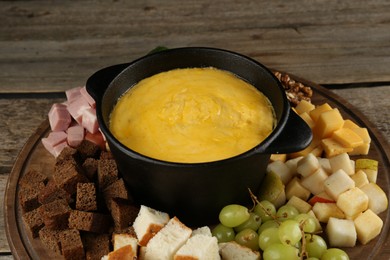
[297, 153, 320, 177]
[145, 217, 192, 260]
[267, 160, 293, 185]
[191, 226, 212, 237]
[133, 205, 170, 246]
[360, 183, 388, 215]
[351, 170, 369, 188]
[354, 209, 383, 245]
[312, 202, 345, 223]
[218, 241, 260, 260]
[324, 169, 355, 200]
[285, 177, 311, 201]
[326, 217, 357, 247]
[337, 187, 369, 217]
[329, 153, 354, 176]
[112, 233, 138, 251]
[300, 167, 328, 195]
[174, 234, 220, 260]
[102, 245, 137, 260]
[286, 196, 312, 213]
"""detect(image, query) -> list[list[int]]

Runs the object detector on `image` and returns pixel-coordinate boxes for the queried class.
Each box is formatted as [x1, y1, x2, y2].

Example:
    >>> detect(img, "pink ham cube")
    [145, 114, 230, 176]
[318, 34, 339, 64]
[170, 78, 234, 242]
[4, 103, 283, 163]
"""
[82, 107, 99, 134]
[67, 95, 91, 124]
[65, 86, 82, 102]
[48, 103, 72, 131]
[67, 125, 85, 148]
[80, 86, 96, 108]
[41, 131, 68, 157]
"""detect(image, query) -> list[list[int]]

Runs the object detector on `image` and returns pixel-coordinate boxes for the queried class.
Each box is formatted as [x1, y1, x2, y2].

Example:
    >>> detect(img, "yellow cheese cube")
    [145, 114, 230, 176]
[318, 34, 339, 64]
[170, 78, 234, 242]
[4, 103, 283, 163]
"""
[299, 112, 315, 129]
[321, 138, 353, 158]
[312, 202, 345, 223]
[349, 143, 370, 156]
[354, 209, 383, 245]
[337, 187, 369, 217]
[289, 138, 321, 158]
[343, 119, 360, 129]
[295, 100, 315, 114]
[309, 103, 333, 122]
[332, 128, 364, 148]
[287, 196, 312, 213]
[313, 108, 344, 138]
[351, 127, 371, 143]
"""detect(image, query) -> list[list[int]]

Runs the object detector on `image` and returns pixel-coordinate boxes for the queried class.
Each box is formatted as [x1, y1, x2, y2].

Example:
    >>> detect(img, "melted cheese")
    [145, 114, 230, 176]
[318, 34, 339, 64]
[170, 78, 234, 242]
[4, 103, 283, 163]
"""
[109, 67, 275, 163]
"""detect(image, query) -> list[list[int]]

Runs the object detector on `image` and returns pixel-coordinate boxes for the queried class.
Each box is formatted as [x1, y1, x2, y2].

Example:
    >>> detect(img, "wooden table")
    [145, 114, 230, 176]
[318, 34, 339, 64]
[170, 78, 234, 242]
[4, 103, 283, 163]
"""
[1, 1, 389, 259]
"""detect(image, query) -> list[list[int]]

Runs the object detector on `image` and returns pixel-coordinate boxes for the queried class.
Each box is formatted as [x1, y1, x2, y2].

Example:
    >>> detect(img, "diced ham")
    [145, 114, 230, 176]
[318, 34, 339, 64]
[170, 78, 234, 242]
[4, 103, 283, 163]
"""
[67, 125, 85, 148]
[82, 107, 99, 134]
[48, 103, 72, 131]
[85, 131, 106, 150]
[65, 86, 82, 101]
[67, 95, 91, 124]
[41, 131, 68, 157]
[80, 86, 96, 108]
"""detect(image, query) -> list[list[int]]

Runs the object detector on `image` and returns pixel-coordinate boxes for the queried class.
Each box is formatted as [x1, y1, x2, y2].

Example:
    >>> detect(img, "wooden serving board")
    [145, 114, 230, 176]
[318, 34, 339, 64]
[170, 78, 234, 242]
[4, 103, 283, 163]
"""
[4, 75, 390, 260]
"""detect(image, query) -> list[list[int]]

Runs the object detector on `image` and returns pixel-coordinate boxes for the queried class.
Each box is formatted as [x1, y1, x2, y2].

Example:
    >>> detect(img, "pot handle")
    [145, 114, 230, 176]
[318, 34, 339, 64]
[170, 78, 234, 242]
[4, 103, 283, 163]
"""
[263, 109, 313, 154]
[86, 63, 130, 103]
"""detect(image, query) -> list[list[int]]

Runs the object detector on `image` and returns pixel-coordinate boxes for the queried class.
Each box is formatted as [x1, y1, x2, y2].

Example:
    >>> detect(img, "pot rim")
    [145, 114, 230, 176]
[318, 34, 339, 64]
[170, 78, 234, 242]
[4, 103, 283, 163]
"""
[91, 47, 291, 167]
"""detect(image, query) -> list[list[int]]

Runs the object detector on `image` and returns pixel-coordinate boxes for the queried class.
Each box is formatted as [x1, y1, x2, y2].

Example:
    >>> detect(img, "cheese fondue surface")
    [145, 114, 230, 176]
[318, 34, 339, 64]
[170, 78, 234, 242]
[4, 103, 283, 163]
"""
[109, 67, 275, 163]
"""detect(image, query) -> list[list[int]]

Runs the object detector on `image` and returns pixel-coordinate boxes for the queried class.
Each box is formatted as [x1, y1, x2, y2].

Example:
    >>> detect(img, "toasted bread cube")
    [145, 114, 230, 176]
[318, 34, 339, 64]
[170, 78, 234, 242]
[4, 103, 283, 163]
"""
[285, 177, 311, 201]
[360, 183, 388, 215]
[309, 103, 333, 122]
[112, 233, 138, 251]
[337, 187, 369, 217]
[295, 100, 315, 114]
[332, 128, 364, 148]
[299, 112, 315, 129]
[351, 170, 369, 188]
[329, 153, 354, 176]
[354, 209, 383, 245]
[321, 138, 353, 158]
[297, 153, 320, 177]
[301, 167, 328, 195]
[312, 203, 345, 223]
[219, 241, 261, 260]
[313, 108, 344, 138]
[326, 217, 357, 247]
[324, 169, 355, 200]
[267, 160, 293, 185]
[287, 196, 312, 213]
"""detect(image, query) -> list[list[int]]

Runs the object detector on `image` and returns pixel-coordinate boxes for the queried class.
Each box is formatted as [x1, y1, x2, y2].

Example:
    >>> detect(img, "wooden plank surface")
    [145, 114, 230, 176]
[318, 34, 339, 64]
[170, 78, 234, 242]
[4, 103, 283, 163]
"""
[1, 0, 390, 93]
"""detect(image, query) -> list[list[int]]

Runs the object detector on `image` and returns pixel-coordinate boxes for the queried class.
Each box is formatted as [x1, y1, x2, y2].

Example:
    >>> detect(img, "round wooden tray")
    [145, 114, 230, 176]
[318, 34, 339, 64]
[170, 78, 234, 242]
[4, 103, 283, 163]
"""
[4, 75, 390, 259]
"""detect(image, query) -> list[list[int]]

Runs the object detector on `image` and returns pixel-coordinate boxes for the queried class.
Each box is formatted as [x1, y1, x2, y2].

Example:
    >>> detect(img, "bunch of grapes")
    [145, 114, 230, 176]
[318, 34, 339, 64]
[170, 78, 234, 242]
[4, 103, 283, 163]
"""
[211, 198, 349, 260]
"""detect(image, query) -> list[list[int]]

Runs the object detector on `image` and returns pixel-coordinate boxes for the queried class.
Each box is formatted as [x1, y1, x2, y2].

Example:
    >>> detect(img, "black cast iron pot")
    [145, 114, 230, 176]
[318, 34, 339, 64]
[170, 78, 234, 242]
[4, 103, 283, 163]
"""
[86, 47, 312, 226]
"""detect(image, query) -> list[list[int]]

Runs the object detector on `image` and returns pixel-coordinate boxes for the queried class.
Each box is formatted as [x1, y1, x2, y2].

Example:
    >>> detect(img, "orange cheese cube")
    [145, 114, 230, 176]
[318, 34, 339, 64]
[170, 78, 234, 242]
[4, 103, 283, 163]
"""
[332, 128, 364, 148]
[313, 108, 344, 138]
[309, 103, 333, 122]
[321, 138, 353, 158]
[343, 119, 360, 129]
[296, 100, 315, 114]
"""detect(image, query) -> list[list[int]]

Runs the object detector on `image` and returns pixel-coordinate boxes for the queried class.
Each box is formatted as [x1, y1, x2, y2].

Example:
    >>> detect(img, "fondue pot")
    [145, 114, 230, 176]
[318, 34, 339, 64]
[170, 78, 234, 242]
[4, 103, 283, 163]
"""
[86, 47, 312, 225]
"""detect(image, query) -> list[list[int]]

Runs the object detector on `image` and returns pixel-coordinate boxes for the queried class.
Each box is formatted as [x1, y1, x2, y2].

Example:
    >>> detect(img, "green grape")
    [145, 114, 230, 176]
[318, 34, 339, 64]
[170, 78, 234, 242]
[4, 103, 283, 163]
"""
[263, 243, 300, 260]
[306, 258, 320, 260]
[321, 248, 349, 260]
[294, 213, 317, 233]
[254, 200, 276, 222]
[219, 204, 250, 227]
[258, 219, 280, 235]
[211, 223, 235, 243]
[278, 219, 302, 246]
[235, 228, 260, 251]
[234, 212, 262, 233]
[276, 204, 299, 221]
[258, 227, 281, 251]
[305, 234, 327, 259]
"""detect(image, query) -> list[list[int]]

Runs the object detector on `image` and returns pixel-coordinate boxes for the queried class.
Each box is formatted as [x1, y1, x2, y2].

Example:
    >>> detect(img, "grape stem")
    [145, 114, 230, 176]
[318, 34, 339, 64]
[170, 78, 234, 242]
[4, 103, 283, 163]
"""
[248, 188, 279, 223]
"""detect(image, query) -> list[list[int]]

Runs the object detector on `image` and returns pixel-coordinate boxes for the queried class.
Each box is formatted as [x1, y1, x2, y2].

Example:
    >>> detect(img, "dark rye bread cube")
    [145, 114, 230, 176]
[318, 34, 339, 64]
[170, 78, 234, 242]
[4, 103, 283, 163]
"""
[76, 182, 97, 212]
[97, 159, 118, 190]
[103, 178, 131, 210]
[56, 146, 80, 164]
[59, 229, 85, 260]
[38, 178, 73, 205]
[77, 140, 101, 161]
[99, 150, 114, 160]
[18, 169, 48, 188]
[38, 199, 71, 230]
[68, 210, 111, 234]
[82, 158, 98, 180]
[19, 182, 45, 212]
[110, 198, 139, 232]
[53, 158, 89, 195]
[22, 207, 44, 238]
[83, 233, 110, 260]
[39, 226, 62, 255]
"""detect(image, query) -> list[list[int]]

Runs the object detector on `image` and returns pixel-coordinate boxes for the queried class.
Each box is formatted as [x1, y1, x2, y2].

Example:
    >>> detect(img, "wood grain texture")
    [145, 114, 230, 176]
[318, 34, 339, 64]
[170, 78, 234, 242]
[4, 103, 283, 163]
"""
[1, 0, 390, 92]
